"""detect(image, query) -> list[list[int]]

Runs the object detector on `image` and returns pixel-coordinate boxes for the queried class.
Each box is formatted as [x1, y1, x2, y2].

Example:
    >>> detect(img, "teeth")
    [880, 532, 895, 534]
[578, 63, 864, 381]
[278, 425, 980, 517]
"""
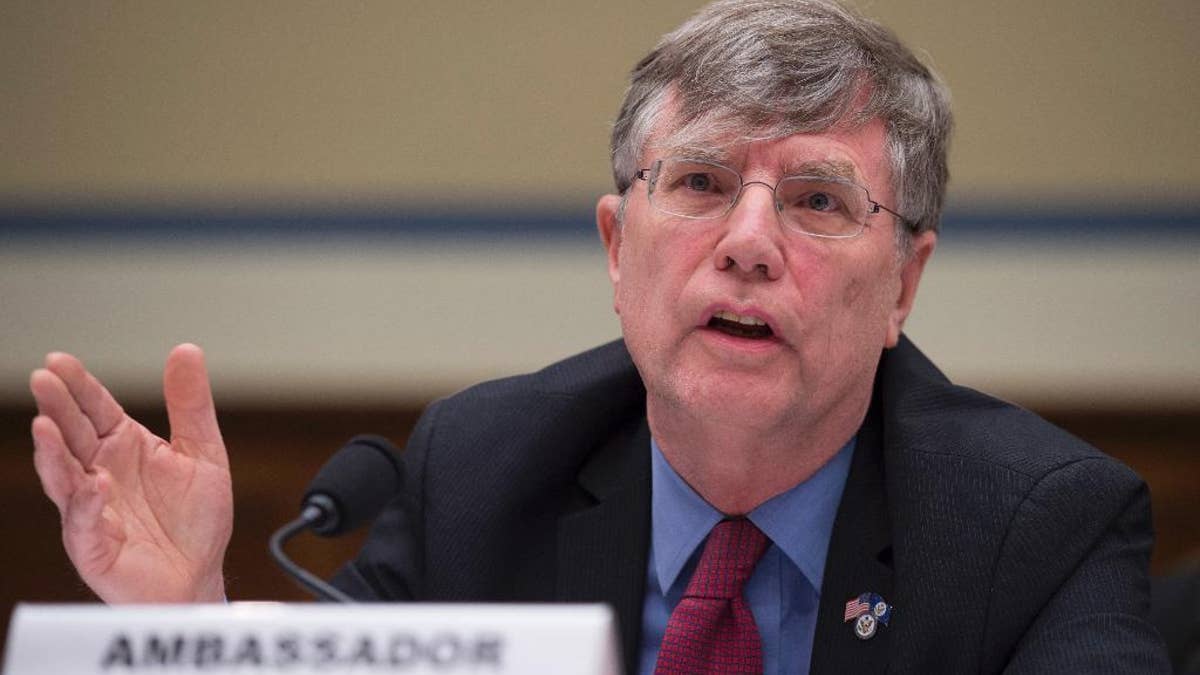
[714, 310, 767, 327]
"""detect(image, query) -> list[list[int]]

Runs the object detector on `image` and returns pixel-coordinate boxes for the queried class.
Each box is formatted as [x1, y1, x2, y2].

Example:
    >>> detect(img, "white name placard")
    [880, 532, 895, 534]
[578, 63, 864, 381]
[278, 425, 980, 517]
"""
[3, 603, 619, 675]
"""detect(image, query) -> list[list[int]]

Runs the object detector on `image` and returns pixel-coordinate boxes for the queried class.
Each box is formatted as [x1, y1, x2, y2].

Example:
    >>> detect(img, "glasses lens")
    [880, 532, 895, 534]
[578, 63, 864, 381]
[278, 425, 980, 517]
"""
[775, 176, 869, 237]
[650, 159, 740, 219]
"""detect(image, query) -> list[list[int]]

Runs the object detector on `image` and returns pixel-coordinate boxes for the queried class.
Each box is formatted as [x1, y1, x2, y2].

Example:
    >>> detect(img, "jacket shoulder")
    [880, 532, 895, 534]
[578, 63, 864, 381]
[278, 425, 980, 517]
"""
[342, 340, 649, 602]
[880, 336, 1127, 480]
[877, 338, 1164, 671]
[412, 338, 644, 470]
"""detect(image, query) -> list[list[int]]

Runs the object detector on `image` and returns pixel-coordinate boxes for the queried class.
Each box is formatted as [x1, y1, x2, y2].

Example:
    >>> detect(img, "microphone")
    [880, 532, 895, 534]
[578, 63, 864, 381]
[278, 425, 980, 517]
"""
[269, 434, 403, 602]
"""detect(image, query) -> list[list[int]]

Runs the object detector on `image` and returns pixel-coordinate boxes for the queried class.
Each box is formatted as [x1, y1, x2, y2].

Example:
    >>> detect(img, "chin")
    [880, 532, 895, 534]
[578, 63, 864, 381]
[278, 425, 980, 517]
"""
[654, 370, 799, 428]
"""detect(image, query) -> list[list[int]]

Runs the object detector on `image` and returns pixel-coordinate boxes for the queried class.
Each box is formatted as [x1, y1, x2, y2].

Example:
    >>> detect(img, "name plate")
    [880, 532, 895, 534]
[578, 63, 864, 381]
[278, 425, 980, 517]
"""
[3, 603, 619, 674]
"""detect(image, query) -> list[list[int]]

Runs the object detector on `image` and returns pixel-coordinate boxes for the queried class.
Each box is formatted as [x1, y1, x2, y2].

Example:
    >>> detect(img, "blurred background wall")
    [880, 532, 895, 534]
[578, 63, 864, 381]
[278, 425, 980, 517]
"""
[1, 0, 1196, 643]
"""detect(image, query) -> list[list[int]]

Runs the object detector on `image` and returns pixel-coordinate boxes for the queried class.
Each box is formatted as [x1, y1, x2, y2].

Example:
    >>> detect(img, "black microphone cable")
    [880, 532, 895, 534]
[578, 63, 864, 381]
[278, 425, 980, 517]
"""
[269, 504, 355, 603]
[268, 434, 403, 603]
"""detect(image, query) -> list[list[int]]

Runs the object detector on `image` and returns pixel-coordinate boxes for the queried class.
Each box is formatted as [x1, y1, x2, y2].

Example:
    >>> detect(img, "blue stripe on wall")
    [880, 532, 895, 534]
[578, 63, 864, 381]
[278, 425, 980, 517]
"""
[1, 203, 1197, 243]
[0, 205, 599, 243]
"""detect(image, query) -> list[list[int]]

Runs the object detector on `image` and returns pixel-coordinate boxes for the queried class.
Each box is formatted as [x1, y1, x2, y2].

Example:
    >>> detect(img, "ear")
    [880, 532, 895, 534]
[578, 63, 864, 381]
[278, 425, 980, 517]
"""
[885, 230, 936, 348]
[596, 193, 624, 314]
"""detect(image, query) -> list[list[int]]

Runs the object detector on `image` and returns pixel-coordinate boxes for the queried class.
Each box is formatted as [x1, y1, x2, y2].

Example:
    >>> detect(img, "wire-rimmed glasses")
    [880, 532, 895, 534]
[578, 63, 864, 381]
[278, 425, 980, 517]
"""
[635, 157, 914, 239]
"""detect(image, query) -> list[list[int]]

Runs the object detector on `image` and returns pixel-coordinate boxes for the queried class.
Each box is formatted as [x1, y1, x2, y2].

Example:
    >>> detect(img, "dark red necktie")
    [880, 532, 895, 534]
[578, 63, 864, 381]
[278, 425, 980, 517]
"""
[654, 518, 771, 674]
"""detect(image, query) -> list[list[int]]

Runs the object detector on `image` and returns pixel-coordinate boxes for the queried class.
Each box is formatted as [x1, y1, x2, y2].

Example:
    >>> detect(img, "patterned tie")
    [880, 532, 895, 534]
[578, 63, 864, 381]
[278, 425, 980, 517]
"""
[654, 518, 771, 674]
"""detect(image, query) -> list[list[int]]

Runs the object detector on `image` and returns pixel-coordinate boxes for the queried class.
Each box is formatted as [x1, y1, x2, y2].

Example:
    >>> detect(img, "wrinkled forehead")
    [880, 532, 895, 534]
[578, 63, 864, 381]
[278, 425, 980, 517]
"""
[644, 104, 886, 184]
[647, 78, 878, 144]
[642, 103, 768, 162]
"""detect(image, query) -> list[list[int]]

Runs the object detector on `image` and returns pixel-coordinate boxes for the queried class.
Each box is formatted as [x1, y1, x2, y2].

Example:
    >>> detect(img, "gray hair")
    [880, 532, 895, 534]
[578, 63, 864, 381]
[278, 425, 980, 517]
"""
[610, 0, 952, 238]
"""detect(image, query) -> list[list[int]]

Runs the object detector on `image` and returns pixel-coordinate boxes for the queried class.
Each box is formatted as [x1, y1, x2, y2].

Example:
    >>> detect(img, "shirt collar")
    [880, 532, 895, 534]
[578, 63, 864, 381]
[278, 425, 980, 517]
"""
[650, 435, 855, 595]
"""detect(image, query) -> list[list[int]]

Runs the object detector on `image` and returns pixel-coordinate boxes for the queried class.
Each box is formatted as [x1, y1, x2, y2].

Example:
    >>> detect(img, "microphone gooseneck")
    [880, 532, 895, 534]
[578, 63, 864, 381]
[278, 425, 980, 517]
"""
[268, 506, 355, 603]
[268, 434, 404, 602]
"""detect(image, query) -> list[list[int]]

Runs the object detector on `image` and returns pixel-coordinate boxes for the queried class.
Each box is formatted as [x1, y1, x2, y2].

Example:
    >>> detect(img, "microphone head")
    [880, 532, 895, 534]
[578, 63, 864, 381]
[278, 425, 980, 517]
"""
[301, 434, 403, 537]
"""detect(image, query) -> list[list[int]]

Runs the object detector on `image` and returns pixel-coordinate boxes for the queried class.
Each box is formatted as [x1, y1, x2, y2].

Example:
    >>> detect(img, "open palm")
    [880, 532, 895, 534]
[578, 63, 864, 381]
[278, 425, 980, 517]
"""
[30, 345, 232, 603]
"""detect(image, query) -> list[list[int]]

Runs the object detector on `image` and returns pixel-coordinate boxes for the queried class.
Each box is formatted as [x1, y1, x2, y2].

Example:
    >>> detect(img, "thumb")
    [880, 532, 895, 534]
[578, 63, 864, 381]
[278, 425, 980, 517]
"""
[163, 343, 225, 463]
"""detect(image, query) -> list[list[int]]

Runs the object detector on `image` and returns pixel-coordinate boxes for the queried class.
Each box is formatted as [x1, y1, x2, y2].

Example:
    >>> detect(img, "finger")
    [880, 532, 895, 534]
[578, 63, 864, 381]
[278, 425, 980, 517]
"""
[30, 367, 101, 465]
[163, 344, 225, 463]
[32, 414, 87, 515]
[44, 352, 126, 438]
[61, 470, 121, 583]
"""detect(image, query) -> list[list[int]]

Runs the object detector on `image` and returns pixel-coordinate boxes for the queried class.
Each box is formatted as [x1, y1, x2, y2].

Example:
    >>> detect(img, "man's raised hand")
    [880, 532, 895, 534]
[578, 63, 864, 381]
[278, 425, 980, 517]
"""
[29, 344, 233, 603]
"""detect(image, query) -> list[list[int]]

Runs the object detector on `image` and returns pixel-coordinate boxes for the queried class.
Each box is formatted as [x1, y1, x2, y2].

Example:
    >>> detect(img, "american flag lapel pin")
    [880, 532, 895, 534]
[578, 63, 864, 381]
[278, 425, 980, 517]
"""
[844, 592, 892, 640]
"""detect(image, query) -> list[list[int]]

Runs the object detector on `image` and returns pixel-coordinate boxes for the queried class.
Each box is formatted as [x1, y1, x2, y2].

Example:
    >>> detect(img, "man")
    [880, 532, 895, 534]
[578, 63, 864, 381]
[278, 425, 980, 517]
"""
[29, 0, 1169, 672]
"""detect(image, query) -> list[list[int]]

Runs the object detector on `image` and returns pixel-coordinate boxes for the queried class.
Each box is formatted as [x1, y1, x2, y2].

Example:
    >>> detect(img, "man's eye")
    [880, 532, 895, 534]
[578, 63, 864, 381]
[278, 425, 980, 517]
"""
[683, 173, 714, 191]
[803, 191, 839, 212]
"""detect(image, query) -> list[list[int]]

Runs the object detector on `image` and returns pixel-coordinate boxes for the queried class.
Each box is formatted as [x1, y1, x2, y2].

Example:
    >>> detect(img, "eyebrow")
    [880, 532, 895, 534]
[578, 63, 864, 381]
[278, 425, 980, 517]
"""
[655, 145, 863, 184]
[779, 159, 860, 182]
[660, 144, 728, 164]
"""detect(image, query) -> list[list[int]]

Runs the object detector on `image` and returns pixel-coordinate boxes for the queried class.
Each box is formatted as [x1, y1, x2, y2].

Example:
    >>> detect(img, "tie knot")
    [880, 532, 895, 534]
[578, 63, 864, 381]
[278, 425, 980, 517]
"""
[684, 518, 770, 600]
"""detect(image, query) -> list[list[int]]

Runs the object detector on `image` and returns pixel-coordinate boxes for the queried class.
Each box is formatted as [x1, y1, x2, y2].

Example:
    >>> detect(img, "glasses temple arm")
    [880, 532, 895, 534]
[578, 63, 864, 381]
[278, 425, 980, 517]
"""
[871, 201, 919, 232]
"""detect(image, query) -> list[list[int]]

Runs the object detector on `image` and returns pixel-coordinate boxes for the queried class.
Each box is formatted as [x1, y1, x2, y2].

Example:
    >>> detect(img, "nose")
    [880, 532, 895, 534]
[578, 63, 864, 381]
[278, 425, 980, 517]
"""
[712, 182, 785, 281]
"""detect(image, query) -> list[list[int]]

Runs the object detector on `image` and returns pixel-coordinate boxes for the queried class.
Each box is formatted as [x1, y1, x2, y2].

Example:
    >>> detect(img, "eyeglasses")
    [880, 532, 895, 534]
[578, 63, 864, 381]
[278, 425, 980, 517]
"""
[634, 157, 914, 239]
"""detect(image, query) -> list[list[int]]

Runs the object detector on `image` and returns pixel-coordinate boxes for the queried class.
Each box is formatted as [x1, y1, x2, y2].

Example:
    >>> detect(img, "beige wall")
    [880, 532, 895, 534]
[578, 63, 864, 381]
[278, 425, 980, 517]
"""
[4, 1, 1198, 204]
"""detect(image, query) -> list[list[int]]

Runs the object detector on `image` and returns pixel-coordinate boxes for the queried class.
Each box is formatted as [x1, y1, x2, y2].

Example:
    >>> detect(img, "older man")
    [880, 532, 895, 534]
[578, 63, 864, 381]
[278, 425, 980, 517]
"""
[30, 0, 1168, 673]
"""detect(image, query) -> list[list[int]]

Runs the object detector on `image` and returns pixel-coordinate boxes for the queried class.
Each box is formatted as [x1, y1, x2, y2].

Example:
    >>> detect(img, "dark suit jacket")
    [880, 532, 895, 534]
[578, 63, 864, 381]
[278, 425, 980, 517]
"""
[334, 337, 1170, 673]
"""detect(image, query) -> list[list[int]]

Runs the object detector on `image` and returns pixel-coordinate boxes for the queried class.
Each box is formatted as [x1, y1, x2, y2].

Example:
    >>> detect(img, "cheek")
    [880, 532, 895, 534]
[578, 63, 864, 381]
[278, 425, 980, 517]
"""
[841, 275, 866, 306]
[808, 253, 897, 339]
[838, 268, 901, 339]
[614, 231, 666, 325]
[622, 224, 700, 294]
[616, 242, 653, 303]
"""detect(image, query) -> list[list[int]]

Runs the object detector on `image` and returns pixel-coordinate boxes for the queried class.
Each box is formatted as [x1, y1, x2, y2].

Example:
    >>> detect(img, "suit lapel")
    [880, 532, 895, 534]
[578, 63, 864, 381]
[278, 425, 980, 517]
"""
[555, 415, 651, 675]
[811, 397, 894, 674]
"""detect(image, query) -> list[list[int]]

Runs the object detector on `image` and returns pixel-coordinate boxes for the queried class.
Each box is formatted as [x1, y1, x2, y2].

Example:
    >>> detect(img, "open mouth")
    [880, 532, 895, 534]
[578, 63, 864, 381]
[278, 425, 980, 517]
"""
[707, 310, 775, 339]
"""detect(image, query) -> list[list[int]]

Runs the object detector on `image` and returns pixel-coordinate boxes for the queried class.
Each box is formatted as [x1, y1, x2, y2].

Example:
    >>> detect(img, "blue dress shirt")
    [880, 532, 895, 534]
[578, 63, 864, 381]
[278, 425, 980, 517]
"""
[639, 437, 855, 675]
